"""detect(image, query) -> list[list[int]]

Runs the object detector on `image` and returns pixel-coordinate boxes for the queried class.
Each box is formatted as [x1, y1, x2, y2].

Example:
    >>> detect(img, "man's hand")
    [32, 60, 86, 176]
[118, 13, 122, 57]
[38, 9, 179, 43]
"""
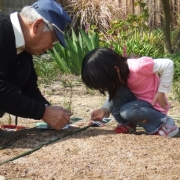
[42, 106, 72, 130]
[91, 108, 110, 121]
[51, 106, 72, 116]
[152, 92, 167, 110]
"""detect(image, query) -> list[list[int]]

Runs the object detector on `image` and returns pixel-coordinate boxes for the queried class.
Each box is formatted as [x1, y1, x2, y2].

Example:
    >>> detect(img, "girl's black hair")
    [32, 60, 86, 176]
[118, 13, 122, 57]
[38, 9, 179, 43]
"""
[81, 47, 130, 100]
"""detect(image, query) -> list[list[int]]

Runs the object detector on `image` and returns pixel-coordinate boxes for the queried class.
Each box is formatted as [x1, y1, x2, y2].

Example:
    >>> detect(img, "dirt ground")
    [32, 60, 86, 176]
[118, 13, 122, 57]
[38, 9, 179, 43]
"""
[0, 74, 180, 180]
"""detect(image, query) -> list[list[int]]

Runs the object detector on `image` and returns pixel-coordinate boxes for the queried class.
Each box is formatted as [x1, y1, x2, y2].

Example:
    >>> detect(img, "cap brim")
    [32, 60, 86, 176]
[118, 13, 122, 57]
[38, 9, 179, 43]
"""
[54, 28, 66, 47]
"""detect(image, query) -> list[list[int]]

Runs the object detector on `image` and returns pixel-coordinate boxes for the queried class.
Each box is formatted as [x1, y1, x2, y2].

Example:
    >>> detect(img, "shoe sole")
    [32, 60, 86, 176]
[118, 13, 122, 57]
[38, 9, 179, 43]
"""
[168, 126, 179, 137]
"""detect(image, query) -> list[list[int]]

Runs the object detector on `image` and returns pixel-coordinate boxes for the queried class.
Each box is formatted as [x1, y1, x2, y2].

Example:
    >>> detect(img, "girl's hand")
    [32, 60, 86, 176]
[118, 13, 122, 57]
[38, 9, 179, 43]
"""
[152, 92, 167, 110]
[91, 108, 110, 121]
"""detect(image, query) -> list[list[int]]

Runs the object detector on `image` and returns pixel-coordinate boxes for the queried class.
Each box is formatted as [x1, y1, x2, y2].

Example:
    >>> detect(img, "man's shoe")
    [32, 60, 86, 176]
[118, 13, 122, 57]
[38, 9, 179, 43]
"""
[114, 123, 136, 134]
[0, 129, 15, 139]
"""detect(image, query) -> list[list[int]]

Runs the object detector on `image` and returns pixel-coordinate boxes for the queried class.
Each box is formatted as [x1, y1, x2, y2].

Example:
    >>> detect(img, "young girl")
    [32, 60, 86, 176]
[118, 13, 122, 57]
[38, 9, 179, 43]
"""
[81, 47, 179, 137]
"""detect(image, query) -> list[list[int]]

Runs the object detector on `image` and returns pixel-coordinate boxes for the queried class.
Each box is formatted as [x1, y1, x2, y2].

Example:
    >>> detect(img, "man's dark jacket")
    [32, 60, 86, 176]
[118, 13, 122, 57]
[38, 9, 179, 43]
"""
[0, 14, 49, 120]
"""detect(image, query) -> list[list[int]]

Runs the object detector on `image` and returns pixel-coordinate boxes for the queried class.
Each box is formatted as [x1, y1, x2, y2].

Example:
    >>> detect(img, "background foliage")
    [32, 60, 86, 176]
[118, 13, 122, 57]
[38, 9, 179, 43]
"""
[48, 27, 99, 75]
[32, 0, 180, 101]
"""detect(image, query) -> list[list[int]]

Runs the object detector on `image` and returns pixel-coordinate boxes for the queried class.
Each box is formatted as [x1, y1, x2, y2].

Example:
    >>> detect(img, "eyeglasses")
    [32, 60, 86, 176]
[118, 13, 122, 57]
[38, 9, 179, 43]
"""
[46, 23, 58, 47]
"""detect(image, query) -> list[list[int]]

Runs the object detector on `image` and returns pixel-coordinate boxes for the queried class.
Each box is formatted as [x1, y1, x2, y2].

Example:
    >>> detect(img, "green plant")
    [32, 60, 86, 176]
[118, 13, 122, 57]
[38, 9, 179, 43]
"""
[98, 1, 164, 58]
[164, 52, 180, 81]
[33, 56, 59, 83]
[61, 77, 75, 111]
[8, 114, 12, 125]
[172, 80, 180, 102]
[101, 29, 164, 58]
[164, 52, 180, 102]
[101, 0, 149, 42]
[46, 91, 55, 95]
[48, 27, 100, 75]
[86, 87, 95, 95]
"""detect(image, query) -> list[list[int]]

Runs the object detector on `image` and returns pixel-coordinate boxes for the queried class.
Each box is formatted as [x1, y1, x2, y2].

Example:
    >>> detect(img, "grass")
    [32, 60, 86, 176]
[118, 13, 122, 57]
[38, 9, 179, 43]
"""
[33, 55, 60, 84]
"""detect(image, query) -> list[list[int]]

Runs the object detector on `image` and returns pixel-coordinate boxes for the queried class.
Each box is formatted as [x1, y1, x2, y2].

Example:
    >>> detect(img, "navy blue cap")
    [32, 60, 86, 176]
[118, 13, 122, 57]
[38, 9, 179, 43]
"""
[31, 0, 71, 47]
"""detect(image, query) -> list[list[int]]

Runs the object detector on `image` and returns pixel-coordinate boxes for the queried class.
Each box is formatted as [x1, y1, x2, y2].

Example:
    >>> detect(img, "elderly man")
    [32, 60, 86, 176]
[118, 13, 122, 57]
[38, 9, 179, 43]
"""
[0, 0, 72, 138]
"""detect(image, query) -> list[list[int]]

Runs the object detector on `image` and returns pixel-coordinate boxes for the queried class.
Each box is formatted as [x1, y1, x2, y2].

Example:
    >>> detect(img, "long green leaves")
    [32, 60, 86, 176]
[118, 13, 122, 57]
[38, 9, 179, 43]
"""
[49, 44, 71, 74]
[48, 28, 100, 75]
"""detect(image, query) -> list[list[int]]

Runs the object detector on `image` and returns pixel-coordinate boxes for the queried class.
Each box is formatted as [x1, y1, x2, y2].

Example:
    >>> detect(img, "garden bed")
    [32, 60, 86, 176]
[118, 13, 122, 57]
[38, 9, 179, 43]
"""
[0, 74, 180, 180]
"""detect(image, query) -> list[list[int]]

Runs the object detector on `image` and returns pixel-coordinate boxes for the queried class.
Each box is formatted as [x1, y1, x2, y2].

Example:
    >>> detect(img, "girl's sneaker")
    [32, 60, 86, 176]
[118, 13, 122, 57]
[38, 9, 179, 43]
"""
[151, 116, 179, 137]
[151, 124, 179, 137]
[114, 123, 136, 134]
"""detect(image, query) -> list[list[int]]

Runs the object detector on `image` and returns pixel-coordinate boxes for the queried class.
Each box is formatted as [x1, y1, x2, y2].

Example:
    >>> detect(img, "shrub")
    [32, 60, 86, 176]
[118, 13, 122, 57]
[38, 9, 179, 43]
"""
[100, 29, 164, 58]
[164, 52, 180, 81]
[48, 27, 100, 75]
[59, 0, 125, 33]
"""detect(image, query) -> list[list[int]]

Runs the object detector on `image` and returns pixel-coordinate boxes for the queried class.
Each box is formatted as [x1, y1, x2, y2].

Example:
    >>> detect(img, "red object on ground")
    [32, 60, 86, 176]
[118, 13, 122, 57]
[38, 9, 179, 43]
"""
[0, 124, 27, 131]
[113, 123, 136, 134]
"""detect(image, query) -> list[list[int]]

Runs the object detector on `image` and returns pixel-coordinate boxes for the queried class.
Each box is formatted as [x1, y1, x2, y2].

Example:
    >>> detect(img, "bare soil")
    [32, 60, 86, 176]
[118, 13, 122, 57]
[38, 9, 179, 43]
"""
[0, 74, 180, 180]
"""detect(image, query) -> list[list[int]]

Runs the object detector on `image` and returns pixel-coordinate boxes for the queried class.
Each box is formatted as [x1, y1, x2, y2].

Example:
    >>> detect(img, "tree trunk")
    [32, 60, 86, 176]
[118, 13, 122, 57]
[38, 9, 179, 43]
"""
[160, 0, 172, 54]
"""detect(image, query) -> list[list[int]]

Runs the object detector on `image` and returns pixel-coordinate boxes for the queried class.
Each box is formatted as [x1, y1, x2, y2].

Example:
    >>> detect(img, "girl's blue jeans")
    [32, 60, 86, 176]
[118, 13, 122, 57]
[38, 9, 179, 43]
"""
[111, 84, 166, 134]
